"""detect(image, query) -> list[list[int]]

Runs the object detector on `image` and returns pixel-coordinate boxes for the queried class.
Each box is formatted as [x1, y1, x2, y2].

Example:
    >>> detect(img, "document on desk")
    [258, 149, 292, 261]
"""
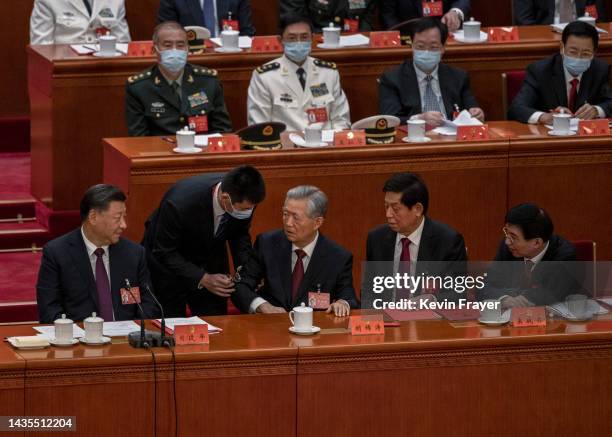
[103, 321, 141, 337]
[599, 297, 612, 307]
[70, 44, 129, 54]
[195, 133, 222, 147]
[432, 110, 483, 136]
[154, 316, 223, 334]
[339, 34, 370, 47]
[210, 36, 252, 48]
[547, 301, 609, 319]
[33, 324, 86, 339]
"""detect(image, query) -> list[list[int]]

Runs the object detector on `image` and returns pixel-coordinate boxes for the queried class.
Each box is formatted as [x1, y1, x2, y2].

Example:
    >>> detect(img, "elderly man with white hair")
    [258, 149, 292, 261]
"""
[232, 185, 358, 317]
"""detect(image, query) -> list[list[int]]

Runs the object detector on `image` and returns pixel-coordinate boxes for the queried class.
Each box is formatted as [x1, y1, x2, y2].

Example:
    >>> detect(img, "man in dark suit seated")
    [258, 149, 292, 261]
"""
[158, 0, 255, 36]
[279, 0, 378, 33]
[37, 185, 158, 323]
[363, 172, 467, 306]
[378, 18, 484, 127]
[478, 203, 578, 308]
[142, 166, 266, 317]
[233, 185, 358, 316]
[381, 0, 470, 32]
[508, 20, 612, 124]
[513, 0, 606, 25]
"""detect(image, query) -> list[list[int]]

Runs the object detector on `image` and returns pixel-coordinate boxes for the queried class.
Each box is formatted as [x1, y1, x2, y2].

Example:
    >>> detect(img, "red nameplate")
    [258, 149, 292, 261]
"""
[251, 36, 283, 52]
[174, 324, 209, 345]
[349, 315, 385, 336]
[457, 124, 489, 141]
[585, 5, 598, 20]
[308, 292, 330, 309]
[511, 307, 546, 327]
[578, 119, 610, 136]
[422, 1, 443, 17]
[222, 19, 239, 31]
[120, 286, 141, 305]
[188, 115, 208, 133]
[95, 27, 111, 37]
[488, 27, 519, 43]
[334, 130, 366, 147]
[343, 18, 359, 33]
[306, 107, 329, 123]
[128, 41, 154, 57]
[208, 134, 241, 152]
[369, 31, 401, 48]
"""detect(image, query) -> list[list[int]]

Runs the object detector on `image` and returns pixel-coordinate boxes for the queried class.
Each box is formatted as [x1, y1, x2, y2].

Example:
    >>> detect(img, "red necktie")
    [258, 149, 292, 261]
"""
[291, 249, 307, 302]
[399, 238, 411, 273]
[568, 78, 579, 113]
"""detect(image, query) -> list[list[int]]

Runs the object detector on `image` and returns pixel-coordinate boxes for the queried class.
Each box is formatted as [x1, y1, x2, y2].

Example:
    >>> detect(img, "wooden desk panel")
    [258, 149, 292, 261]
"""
[0, 343, 25, 437]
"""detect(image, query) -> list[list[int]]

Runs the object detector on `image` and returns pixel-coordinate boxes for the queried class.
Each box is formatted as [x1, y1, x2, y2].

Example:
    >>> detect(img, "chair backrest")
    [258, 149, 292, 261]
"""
[571, 240, 597, 297]
[501, 70, 527, 119]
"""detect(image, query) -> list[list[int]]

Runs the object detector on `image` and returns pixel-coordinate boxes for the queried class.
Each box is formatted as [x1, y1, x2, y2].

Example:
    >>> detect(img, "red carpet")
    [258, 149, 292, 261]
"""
[0, 252, 41, 303]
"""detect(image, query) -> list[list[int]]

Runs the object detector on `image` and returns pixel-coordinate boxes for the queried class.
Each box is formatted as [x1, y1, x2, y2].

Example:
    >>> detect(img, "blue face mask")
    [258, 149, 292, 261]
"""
[158, 48, 188, 74]
[284, 41, 311, 63]
[413, 50, 442, 73]
[563, 53, 592, 77]
[225, 194, 254, 220]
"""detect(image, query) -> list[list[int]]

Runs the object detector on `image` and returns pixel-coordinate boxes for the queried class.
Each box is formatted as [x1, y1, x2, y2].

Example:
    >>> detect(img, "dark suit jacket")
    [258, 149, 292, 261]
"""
[279, 0, 378, 33]
[508, 53, 612, 122]
[36, 229, 158, 324]
[381, 0, 470, 30]
[513, 0, 606, 25]
[142, 173, 253, 317]
[379, 60, 480, 124]
[363, 217, 468, 304]
[158, 0, 255, 36]
[479, 235, 579, 306]
[232, 230, 359, 313]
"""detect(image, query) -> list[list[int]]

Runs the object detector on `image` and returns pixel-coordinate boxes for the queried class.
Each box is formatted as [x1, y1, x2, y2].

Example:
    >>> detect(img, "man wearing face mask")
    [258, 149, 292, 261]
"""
[142, 166, 266, 317]
[508, 20, 612, 124]
[246, 14, 351, 132]
[125, 21, 232, 136]
[378, 18, 484, 127]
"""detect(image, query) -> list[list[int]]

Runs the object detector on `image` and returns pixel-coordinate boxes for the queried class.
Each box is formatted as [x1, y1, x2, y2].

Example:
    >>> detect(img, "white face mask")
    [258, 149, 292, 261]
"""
[224, 194, 253, 220]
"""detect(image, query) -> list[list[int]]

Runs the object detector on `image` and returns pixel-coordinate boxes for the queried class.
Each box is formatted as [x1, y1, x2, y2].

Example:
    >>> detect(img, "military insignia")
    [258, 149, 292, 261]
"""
[376, 118, 388, 130]
[151, 102, 165, 114]
[256, 62, 280, 74]
[155, 76, 161, 85]
[188, 91, 209, 108]
[186, 30, 197, 40]
[313, 59, 337, 70]
[187, 75, 194, 83]
[194, 67, 218, 77]
[127, 69, 152, 85]
[263, 125, 274, 136]
[279, 93, 293, 103]
[309, 83, 330, 99]
[99, 8, 115, 18]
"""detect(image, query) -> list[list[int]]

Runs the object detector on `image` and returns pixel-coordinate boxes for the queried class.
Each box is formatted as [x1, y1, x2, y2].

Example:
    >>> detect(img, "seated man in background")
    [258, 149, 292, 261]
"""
[479, 203, 578, 309]
[513, 0, 606, 25]
[378, 18, 484, 127]
[37, 184, 158, 323]
[508, 20, 612, 124]
[247, 14, 351, 132]
[158, 0, 255, 36]
[30, 0, 131, 44]
[279, 0, 378, 33]
[380, 0, 470, 32]
[125, 21, 232, 136]
[233, 186, 358, 316]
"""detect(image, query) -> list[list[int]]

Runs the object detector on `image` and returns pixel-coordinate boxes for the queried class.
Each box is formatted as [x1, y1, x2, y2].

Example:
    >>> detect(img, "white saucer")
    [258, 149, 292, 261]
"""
[49, 338, 79, 347]
[214, 47, 242, 53]
[92, 51, 123, 57]
[289, 133, 329, 148]
[478, 310, 511, 326]
[79, 336, 111, 345]
[401, 136, 432, 143]
[317, 43, 342, 49]
[7, 337, 49, 350]
[289, 326, 321, 336]
[453, 30, 488, 43]
[173, 147, 202, 154]
[548, 130, 577, 136]
[564, 312, 594, 322]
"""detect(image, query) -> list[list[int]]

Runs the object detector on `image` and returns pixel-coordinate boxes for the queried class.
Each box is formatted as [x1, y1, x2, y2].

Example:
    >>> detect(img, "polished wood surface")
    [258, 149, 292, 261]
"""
[28, 25, 612, 210]
[0, 342, 25, 437]
[0, 311, 611, 436]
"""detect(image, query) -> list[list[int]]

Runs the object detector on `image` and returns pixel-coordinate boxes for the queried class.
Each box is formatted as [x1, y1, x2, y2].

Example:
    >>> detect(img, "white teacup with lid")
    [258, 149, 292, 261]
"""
[54, 313, 74, 344]
[98, 33, 117, 56]
[176, 127, 196, 150]
[463, 17, 481, 41]
[323, 22, 341, 47]
[289, 303, 314, 331]
[221, 27, 240, 50]
[578, 12, 596, 27]
[83, 312, 104, 343]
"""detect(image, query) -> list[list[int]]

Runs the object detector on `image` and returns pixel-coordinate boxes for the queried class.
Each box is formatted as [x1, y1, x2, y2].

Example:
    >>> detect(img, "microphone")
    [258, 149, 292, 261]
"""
[144, 284, 175, 347]
[125, 279, 159, 349]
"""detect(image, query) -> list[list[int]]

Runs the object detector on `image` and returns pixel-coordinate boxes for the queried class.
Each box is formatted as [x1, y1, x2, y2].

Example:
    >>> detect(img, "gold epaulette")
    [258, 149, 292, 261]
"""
[256, 62, 280, 74]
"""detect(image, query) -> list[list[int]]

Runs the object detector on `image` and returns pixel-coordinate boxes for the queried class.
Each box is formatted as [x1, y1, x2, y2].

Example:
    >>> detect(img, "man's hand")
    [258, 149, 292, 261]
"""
[441, 10, 462, 32]
[420, 111, 445, 127]
[539, 106, 572, 124]
[501, 295, 534, 310]
[469, 107, 485, 122]
[199, 273, 235, 297]
[326, 300, 350, 317]
[256, 302, 286, 313]
[574, 103, 598, 120]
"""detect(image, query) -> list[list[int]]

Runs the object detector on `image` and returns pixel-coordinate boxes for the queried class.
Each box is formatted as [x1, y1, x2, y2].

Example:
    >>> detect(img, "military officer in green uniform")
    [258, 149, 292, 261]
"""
[125, 21, 232, 136]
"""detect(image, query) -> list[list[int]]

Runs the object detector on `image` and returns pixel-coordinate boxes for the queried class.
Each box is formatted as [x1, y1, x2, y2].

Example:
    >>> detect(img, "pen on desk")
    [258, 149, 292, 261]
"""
[162, 136, 176, 144]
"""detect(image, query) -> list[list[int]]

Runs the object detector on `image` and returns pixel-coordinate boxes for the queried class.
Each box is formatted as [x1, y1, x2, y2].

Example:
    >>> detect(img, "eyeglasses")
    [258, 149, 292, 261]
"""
[502, 226, 518, 244]
[563, 48, 594, 59]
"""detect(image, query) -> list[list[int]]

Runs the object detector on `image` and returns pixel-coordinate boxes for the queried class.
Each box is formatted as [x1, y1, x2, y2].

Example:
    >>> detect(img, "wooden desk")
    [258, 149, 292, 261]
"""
[1, 312, 611, 436]
[29, 25, 612, 211]
[0, 341, 24, 437]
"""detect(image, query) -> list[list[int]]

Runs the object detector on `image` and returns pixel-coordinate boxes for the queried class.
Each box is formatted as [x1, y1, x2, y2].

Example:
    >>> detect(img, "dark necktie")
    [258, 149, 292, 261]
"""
[215, 213, 229, 239]
[398, 238, 412, 298]
[291, 249, 307, 302]
[520, 260, 535, 290]
[568, 78, 579, 112]
[203, 0, 216, 37]
[296, 67, 306, 91]
[423, 75, 440, 113]
[82, 0, 92, 16]
[94, 248, 113, 321]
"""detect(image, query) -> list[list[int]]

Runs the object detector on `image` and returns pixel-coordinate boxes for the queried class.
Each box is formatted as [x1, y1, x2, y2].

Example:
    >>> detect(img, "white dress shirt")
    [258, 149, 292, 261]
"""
[412, 65, 446, 118]
[81, 227, 114, 320]
[393, 217, 425, 276]
[525, 241, 550, 267]
[211, 182, 225, 234]
[554, 0, 577, 24]
[199, 0, 219, 37]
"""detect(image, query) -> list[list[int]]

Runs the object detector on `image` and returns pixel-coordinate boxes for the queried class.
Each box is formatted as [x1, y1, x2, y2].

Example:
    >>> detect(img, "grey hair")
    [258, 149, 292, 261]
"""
[285, 185, 328, 218]
[152, 21, 187, 45]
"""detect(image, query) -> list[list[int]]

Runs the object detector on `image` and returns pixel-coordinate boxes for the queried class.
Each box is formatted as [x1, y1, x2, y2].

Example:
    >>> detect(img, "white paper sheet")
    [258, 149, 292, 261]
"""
[210, 36, 252, 48]
[103, 321, 141, 337]
[432, 110, 482, 135]
[548, 300, 609, 319]
[33, 324, 85, 340]
[157, 316, 222, 333]
[551, 23, 608, 34]
[195, 133, 222, 147]
[71, 44, 129, 54]
[598, 297, 612, 306]
[339, 34, 370, 47]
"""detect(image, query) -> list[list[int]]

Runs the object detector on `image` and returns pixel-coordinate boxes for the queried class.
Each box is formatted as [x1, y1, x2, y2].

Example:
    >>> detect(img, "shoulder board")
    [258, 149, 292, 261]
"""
[127, 69, 153, 84]
[256, 62, 280, 74]
[193, 67, 218, 77]
[314, 59, 337, 70]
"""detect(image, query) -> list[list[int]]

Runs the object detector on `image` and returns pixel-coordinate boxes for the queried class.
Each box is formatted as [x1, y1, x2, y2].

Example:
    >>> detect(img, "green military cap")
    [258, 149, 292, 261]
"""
[351, 115, 400, 144]
[236, 122, 286, 150]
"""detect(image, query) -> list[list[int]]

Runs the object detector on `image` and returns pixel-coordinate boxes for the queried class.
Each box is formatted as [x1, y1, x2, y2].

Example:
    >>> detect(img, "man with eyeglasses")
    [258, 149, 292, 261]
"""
[246, 14, 350, 132]
[125, 21, 232, 136]
[509, 20, 612, 124]
[479, 203, 578, 309]
[378, 17, 484, 127]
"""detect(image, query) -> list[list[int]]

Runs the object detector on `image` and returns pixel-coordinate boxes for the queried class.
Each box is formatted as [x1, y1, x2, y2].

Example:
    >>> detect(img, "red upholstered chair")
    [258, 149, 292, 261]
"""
[501, 70, 527, 119]
[571, 240, 597, 297]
